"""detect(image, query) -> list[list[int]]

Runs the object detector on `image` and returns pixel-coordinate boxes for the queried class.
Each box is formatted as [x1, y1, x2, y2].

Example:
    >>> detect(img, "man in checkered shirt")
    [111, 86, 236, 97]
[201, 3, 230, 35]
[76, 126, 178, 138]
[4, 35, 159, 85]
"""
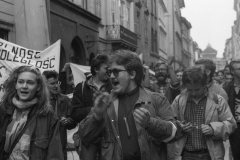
[168, 67, 236, 160]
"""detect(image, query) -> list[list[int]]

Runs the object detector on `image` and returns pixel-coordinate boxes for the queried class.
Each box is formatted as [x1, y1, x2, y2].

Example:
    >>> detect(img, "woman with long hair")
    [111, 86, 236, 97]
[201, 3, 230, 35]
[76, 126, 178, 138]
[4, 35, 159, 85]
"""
[0, 66, 64, 160]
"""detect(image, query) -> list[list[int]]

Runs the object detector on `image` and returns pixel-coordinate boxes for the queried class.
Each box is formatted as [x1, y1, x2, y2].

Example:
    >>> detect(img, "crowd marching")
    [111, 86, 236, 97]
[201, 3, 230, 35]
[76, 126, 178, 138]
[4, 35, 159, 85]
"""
[0, 49, 240, 160]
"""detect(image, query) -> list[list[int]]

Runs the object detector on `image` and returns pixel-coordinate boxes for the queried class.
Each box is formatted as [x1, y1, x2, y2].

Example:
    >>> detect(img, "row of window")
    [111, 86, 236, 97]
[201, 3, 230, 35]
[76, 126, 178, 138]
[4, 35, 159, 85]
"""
[69, 0, 101, 17]
[0, 28, 8, 40]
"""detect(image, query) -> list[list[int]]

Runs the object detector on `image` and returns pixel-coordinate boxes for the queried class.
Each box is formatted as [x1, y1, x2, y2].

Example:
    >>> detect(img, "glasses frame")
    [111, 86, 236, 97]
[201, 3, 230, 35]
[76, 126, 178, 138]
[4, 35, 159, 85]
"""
[107, 69, 127, 77]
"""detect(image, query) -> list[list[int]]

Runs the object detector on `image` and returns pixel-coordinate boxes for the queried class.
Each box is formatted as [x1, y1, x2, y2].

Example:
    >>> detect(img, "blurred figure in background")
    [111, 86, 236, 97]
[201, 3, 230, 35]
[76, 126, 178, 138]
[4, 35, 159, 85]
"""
[42, 70, 74, 160]
[224, 60, 240, 160]
[153, 60, 181, 103]
[70, 54, 112, 160]
[216, 70, 225, 86]
[176, 69, 184, 87]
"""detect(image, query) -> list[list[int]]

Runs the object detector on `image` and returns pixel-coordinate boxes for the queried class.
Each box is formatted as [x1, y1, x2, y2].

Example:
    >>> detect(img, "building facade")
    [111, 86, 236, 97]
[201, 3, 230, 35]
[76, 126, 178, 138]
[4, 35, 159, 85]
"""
[0, 0, 15, 42]
[156, 0, 168, 63]
[201, 44, 227, 71]
[49, 0, 101, 69]
[181, 16, 192, 68]
[0, 0, 198, 73]
[224, 0, 240, 61]
[0, 0, 49, 50]
[165, 0, 185, 69]
[98, 0, 137, 56]
[133, 0, 168, 66]
[223, 37, 234, 63]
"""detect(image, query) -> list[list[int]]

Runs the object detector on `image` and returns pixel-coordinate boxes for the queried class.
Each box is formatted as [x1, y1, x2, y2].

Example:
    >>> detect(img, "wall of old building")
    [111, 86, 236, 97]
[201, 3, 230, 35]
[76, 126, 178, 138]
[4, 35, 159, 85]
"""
[0, 0, 15, 42]
[49, 0, 100, 68]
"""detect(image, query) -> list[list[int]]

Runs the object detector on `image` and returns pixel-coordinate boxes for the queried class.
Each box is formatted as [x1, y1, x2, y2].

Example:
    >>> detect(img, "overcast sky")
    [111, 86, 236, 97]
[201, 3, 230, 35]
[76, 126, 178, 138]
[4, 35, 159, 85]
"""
[182, 0, 236, 57]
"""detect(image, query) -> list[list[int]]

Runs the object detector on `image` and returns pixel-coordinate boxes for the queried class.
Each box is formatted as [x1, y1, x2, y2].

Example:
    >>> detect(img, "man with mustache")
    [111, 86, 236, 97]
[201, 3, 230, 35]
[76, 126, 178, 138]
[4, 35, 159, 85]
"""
[153, 61, 181, 103]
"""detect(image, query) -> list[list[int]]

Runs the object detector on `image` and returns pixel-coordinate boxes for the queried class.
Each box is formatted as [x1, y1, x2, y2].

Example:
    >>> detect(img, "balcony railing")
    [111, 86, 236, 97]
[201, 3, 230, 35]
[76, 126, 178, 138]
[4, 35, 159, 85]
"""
[106, 25, 121, 39]
[106, 25, 137, 46]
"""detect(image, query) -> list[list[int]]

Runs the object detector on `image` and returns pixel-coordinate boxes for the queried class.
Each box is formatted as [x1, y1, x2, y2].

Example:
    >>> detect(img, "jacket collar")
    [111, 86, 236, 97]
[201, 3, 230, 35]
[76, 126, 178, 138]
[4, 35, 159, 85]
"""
[108, 87, 151, 120]
[178, 91, 217, 124]
[134, 87, 152, 107]
[86, 76, 112, 92]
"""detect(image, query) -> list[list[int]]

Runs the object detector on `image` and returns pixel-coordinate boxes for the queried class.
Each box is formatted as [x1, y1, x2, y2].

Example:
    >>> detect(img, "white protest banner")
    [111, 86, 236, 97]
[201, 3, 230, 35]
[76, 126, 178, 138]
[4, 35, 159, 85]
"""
[69, 63, 90, 87]
[0, 38, 61, 98]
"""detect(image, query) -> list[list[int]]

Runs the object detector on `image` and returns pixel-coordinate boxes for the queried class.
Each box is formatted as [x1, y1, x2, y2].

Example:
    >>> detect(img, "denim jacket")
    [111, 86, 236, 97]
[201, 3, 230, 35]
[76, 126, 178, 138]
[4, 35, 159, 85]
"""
[80, 87, 177, 160]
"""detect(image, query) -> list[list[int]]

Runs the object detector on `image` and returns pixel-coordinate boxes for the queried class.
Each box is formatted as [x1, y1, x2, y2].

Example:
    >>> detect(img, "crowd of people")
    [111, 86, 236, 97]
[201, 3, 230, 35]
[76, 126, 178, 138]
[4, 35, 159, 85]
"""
[0, 49, 239, 160]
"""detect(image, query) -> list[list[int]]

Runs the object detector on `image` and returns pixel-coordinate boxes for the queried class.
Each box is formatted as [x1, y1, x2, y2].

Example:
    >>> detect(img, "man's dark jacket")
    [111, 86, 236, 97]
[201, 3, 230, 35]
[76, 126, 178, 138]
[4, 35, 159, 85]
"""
[50, 93, 72, 160]
[70, 78, 112, 160]
[224, 81, 240, 160]
[70, 78, 112, 124]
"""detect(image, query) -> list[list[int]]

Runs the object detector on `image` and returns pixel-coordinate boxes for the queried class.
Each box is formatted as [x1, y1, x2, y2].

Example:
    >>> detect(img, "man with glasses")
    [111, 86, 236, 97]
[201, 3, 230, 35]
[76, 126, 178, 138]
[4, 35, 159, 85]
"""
[224, 60, 240, 160]
[80, 50, 178, 160]
[42, 70, 73, 160]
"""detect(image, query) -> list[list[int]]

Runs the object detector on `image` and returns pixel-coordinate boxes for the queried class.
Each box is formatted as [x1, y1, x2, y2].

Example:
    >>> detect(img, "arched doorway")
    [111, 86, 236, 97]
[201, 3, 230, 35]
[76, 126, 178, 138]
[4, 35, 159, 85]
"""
[71, 36, 87, 65]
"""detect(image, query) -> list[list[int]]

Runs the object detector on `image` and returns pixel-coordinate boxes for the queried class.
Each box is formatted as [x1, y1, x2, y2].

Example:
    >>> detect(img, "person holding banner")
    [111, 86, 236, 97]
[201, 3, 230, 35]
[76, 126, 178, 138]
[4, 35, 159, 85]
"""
[0, 66, 64, 160]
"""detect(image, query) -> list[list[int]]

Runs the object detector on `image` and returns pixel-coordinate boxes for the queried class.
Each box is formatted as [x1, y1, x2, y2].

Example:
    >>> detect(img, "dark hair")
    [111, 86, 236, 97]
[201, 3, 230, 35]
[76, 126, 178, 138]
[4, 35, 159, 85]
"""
[195, 59, 216, 81]
[224, 64, 230, 70]
[42, 70, 59, 80]
[110, 49, 144, 86]
[216, 70, 224, 76]
[154, 61, 167, 71]
[175, 69, 183, 74]
[229, 60, 240, 73]
[90, 54, 109, 76]
[2, 66, 52, 114]
[182, 67, 207, 87]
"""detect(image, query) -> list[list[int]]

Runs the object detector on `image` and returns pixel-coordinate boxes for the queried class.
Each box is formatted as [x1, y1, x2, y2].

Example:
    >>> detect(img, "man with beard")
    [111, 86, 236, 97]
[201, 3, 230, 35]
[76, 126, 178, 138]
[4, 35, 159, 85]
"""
[195, 59, 231, 160]
[79, 50, 178, 160]
[153, 61, 181, 103]
[195, 59, 228, 101]
[70, 54, 112, 159]
[42, 70, 73, 160]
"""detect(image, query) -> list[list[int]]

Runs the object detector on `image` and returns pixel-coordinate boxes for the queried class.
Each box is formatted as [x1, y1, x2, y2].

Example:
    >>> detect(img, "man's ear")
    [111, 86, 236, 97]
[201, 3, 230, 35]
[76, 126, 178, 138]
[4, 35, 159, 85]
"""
[230, 68, 234, 75]
[129, 70, 136, 80]
[94, 67, 99, 74]
[205, 69, 211, 76]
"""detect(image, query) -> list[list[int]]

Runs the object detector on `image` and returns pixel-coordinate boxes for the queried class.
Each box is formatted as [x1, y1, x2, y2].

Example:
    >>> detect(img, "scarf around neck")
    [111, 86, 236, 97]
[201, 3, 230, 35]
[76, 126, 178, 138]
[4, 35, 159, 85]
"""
[12, 97, 38, 110]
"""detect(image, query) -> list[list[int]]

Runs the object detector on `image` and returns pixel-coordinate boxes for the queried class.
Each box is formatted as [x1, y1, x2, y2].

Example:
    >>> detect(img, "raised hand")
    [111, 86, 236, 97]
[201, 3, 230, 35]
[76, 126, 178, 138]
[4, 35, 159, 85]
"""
[93, 92, 112, 120]
[133, 108, 150, 128]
